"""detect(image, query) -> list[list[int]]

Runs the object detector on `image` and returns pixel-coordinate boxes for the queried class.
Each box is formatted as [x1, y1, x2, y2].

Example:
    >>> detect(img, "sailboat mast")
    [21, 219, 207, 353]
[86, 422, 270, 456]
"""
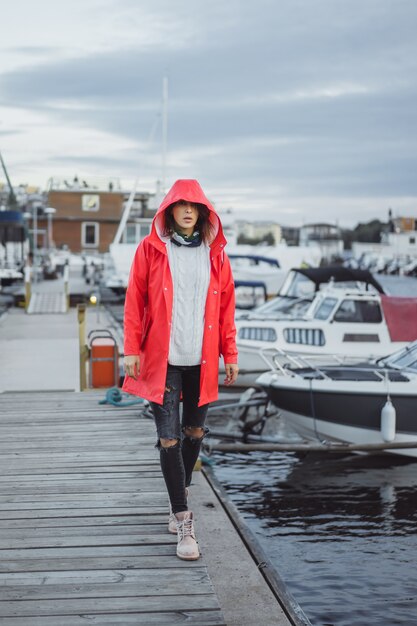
[161, 76, 168, 195]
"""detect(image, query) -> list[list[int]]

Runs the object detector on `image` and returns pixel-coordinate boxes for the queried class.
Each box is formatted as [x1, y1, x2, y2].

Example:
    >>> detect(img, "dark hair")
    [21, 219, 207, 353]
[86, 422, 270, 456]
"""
[162, 201, 214, 243]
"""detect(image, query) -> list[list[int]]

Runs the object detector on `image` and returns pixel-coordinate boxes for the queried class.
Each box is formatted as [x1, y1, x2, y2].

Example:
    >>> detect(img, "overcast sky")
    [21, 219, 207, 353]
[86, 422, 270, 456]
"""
[0, 0, 416, 226]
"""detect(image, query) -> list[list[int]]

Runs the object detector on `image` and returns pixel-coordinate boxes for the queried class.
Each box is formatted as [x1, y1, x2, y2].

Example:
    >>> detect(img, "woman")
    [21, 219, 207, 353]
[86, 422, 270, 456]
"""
[123, 179, 238, 561]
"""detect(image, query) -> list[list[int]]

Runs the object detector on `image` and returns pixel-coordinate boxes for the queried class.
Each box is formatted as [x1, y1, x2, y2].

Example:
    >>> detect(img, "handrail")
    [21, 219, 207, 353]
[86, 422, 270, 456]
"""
[253, 344, 413, 382]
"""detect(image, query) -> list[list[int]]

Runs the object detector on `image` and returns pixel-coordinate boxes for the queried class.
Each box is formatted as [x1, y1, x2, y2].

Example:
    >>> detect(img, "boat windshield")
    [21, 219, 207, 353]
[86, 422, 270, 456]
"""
[312, 297, 338, 320]
[379, 342, 417, 371]
[279, 271, 317, 299]
[246, 296, 312, 319]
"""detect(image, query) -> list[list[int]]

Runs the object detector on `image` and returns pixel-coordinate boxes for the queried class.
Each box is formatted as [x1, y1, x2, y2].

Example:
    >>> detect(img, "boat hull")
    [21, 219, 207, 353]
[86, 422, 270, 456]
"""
[258, 374, 417, 458]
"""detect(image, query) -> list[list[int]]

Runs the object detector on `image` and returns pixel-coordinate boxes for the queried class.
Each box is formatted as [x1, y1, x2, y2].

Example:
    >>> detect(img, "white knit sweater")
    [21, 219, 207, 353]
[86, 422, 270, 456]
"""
[167, 240, 211, 366]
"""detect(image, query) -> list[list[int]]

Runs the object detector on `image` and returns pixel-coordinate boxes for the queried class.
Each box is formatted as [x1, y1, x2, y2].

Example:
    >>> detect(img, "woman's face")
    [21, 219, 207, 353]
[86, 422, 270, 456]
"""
[172, 202, 199, 235]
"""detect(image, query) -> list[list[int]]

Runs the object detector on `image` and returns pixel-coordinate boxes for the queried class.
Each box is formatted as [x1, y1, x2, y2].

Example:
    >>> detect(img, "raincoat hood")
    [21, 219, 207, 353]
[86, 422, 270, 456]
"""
[150, 179, 226, 255]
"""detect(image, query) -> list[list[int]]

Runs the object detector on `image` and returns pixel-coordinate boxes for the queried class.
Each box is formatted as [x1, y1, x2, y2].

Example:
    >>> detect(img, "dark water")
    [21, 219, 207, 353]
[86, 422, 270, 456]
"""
[211, 450, 417, 626]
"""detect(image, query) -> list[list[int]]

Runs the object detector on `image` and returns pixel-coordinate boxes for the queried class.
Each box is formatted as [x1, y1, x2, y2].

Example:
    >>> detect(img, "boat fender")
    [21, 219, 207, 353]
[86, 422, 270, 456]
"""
[381, 398, 396, 443]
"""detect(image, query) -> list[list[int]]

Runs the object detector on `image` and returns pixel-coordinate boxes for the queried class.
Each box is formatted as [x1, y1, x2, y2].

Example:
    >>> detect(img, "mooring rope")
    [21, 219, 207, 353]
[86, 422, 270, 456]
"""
[98, 387, 146, 407]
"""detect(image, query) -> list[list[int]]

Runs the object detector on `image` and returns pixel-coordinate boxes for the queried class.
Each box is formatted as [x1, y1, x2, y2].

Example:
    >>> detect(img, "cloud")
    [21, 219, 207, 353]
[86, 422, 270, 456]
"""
[0, 0, 416, 225]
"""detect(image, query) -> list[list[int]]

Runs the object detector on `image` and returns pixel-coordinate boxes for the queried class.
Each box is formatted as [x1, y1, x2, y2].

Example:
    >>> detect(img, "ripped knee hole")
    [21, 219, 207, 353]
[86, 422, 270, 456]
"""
[159, 438, 179, 448]
[184, 427, 205, 438]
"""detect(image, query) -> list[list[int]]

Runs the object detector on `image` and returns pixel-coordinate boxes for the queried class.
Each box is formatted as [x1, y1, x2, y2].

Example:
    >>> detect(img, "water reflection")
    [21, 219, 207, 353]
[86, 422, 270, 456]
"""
[212, 451, 417, 625]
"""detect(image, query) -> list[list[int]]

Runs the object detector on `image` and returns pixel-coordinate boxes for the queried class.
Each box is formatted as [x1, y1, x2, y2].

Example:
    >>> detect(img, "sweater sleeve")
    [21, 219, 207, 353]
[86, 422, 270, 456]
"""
[219, 252, 238, 364]
[123, 240, 149, 355]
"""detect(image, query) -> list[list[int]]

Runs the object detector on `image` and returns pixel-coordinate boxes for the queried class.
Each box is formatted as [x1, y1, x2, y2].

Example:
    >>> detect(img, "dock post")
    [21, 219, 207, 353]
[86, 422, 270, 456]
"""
[24, 265, 31, 312]
[63, 263, 70, 311]
[77, 303, 88, 391]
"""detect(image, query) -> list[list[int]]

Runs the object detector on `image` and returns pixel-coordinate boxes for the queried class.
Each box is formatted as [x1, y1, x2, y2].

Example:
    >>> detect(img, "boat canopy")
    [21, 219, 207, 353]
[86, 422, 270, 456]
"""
[229, 254, 280, 268]
[0, 210, 25, 243]
[292, 266, 385, 293]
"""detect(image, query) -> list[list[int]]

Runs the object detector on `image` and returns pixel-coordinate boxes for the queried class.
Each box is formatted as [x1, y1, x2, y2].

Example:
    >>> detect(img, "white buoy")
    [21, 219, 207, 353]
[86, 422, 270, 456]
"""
[381, 398, 396, 442]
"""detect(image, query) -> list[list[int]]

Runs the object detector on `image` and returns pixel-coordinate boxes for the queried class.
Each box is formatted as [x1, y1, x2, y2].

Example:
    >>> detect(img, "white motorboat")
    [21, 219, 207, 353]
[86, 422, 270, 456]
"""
[256, 340, 417, 458]
[235, 267, 417, 385]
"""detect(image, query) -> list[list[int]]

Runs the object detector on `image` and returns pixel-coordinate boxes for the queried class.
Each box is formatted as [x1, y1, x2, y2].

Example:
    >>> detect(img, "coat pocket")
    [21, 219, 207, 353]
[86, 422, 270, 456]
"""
[140, 310, 151, 350]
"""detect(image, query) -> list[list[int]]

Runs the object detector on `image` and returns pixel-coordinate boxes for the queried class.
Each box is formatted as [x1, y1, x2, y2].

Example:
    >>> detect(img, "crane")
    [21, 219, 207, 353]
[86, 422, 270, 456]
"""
[0, 151, 18, 210]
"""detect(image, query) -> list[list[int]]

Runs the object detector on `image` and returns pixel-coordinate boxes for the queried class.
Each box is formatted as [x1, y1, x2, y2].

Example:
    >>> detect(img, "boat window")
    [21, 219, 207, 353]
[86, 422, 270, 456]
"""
[384, 347, 417, 371]
[238, 327, 277, 342]
[333, 300, 382, 323]
[250, 296, 311, 318]
[283, 328, 325, 346]
[313, 297, 338, 320]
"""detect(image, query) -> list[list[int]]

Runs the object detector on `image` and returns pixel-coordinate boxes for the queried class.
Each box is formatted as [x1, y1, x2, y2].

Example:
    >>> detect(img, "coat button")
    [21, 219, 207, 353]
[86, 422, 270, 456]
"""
[164, 287, 168, 291]
[213, 290, 217, 295]
[208, 325, 212, 329]
[220, 244, 224, 247]
[202, 360, 206, 364]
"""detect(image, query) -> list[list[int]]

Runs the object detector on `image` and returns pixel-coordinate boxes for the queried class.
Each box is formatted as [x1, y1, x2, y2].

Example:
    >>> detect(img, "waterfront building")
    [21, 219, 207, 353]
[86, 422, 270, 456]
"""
[299, 222, 344, 263]
[46, 176, 156, 253]
[235, 220, 282, 244]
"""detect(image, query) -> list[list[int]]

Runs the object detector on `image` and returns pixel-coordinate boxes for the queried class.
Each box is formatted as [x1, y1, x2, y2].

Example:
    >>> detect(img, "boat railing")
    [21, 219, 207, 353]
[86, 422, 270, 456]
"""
[253, 345, 402, 382]
[274, 354, 407, 383]
[253, 345, 335, 378]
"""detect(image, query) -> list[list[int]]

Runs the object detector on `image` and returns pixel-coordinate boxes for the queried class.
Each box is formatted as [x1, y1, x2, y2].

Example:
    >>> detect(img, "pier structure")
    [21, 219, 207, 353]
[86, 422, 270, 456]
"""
[0, 289, 293, 625]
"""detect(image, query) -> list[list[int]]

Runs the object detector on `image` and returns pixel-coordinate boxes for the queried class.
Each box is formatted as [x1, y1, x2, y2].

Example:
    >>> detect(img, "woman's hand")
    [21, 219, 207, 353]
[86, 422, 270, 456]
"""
[224, 363, 239, 386]
[124, 355, 140, 380]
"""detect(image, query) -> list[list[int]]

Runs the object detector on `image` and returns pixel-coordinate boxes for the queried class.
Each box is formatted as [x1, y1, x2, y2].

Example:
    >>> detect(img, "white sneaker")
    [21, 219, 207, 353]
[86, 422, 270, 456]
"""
[168, 487, 189, 534]
[175, 511, 199, 561]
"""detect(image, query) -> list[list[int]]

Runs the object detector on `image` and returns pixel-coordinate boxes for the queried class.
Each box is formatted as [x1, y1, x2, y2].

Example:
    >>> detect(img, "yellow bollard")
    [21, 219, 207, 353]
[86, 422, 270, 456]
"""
[24, 266, 31, 312]
[63, 264, 70, 312]
[77, 304, 88, 391]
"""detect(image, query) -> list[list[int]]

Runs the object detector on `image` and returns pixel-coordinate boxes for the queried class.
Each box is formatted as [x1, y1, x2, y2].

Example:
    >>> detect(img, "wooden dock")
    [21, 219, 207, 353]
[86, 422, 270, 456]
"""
[0, 391, 225, 625]
[0, 288, 293, 626]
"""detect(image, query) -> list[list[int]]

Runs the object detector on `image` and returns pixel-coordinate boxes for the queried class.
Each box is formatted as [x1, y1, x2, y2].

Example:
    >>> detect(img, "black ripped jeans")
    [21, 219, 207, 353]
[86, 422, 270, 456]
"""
[150, 364, 209, 514]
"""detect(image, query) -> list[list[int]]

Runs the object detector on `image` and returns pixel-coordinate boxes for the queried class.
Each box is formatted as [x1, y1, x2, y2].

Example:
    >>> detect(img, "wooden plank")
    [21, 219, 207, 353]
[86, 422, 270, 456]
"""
[0, 569, 212, 598]
[0, 524, 171, 539]
[0, 514, 168, 528]
[0, 610, 226, 625]
[0, 507, 168, 520]
[0, 594, 221, 617]
[0, 492, 168, 506]
[0, 534, 176, 550]
[0, 456, 158, 467]
[0, 555, 204, 573]
[0, 546, 183, 560]
[0, 470, 160, 482]
[0, 478, 165, 494]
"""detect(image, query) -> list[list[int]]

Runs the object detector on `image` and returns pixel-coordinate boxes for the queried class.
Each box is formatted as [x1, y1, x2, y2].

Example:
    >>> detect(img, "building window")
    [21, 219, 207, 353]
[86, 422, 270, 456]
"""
[82, 194, 100, 212]
[409, 237, 416, 245]
[82, 222, 99, 247]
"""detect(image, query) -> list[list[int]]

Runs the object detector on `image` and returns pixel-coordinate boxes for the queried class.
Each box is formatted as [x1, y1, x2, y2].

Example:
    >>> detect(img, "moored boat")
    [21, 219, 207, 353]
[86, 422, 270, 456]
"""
[235, 267, 417, 386]
[256, 340, 417, 458]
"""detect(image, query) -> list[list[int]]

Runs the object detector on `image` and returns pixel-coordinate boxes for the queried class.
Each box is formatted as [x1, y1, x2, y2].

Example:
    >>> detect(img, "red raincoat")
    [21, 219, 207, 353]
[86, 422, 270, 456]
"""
[122, 179, 238, 406]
